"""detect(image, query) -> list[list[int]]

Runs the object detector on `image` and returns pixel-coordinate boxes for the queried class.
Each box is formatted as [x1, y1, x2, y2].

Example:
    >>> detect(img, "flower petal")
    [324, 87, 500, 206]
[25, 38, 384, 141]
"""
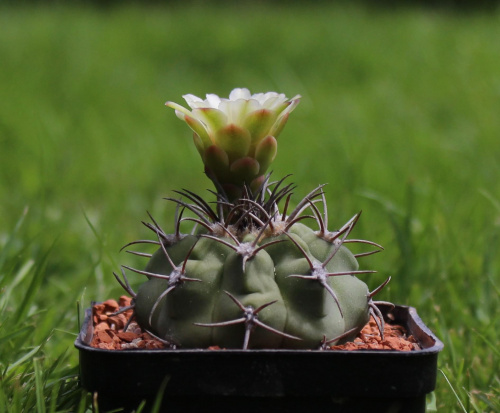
[283, 95, 302, 114]
[229, 88, 251, 101]
[260, 92, 284, 107]
[269, 113, 289, 139]
[249, 92, 266, 104]
[224, 99, 248, 124]
[229, 157, 260, 184]
[260, 95, 286, 110]
[204, 145, 230, 182]
[214, 124, 251, 162]
[182, 94, 205, 109]
[165, 101, 193, 117]
[192, 108, 228, 134]
[174, 110, 186, 121]
[219, 99, 261, 126]
[243, 109, 276, 145]
[205, 93, 222, 108]
[185, 115, 212, 148]
[269, 96, 301, 138]
[255, 135, 278, 175]
[192, 133, 205, 157]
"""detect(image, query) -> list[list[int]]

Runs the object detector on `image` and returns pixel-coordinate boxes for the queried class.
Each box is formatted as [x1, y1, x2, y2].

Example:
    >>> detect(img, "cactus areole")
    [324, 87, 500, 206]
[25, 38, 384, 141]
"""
[114, 88, 391, 350]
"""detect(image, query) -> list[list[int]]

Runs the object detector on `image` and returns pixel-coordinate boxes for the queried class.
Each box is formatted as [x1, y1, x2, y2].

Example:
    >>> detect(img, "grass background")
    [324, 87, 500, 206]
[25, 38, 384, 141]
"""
[0, 2, 499, 411]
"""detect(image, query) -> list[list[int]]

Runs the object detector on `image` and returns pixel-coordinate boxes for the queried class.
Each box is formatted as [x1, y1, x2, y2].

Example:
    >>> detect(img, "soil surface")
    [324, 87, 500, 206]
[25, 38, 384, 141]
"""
[329, 317, 419, 351]
[90, 296, 420, 351]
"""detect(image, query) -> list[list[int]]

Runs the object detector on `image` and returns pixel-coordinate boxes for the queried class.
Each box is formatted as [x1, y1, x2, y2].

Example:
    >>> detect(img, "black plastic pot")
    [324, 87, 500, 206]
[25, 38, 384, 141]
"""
[75, 303, 443, 413]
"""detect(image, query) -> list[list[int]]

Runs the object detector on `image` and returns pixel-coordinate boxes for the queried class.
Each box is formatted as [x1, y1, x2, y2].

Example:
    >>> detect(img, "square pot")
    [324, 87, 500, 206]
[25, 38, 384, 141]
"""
[75, 303, 443, 413]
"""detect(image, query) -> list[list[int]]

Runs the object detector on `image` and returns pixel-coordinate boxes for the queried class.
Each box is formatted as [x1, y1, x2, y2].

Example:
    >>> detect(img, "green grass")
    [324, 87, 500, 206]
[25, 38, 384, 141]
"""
[0, 2, 499, 411]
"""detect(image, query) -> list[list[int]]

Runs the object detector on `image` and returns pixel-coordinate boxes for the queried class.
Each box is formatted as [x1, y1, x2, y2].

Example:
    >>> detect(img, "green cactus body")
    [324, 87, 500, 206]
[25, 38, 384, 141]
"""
[129, 189, 378, 350]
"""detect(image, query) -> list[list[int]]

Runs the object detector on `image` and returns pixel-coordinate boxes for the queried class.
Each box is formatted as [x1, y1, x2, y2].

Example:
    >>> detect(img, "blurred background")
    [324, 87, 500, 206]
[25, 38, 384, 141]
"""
[1, 1, 499, 411]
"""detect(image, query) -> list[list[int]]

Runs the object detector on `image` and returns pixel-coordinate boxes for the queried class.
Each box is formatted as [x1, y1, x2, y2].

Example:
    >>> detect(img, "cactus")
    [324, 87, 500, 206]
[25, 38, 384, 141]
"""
[114, 88, 391, 350]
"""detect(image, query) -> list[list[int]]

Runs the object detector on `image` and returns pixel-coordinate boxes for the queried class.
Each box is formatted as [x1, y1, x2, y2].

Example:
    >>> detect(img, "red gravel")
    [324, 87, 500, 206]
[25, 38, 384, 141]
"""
[90, 297, 419, 351]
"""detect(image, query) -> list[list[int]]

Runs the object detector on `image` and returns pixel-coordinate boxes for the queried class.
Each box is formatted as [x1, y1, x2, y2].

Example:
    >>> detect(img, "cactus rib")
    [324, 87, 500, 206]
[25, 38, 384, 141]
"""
[194, 291, 301, 349]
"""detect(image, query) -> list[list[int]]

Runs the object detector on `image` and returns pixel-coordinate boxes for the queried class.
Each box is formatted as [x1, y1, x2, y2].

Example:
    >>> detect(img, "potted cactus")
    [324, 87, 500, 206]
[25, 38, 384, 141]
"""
[76, 88, 443, 413]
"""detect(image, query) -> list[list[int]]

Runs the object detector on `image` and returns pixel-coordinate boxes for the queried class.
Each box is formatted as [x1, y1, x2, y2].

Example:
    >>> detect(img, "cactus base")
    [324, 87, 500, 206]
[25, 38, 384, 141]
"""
[75, 303, 443, 413]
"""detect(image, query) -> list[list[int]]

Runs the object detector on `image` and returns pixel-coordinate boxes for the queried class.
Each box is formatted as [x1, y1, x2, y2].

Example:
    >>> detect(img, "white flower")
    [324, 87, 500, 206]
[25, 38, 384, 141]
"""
[166, 88, 300, 152]
[166, 88, 300, 195]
